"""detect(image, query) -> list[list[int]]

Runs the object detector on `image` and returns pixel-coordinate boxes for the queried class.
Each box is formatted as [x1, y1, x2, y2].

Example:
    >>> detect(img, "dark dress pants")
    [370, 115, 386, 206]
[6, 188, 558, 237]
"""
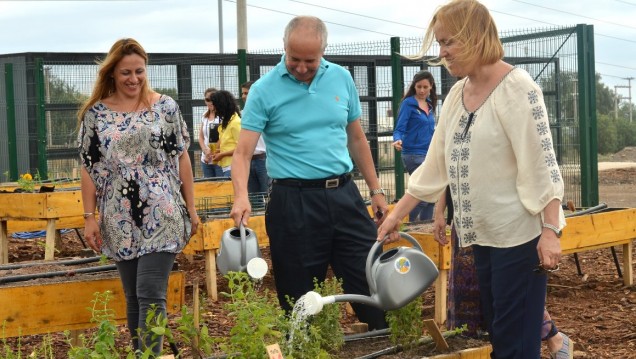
[265, 179, 387, 330]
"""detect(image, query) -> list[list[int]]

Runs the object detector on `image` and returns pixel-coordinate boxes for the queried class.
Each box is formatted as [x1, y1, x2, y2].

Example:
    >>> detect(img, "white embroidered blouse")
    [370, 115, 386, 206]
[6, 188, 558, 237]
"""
[407, 68, 566, 248]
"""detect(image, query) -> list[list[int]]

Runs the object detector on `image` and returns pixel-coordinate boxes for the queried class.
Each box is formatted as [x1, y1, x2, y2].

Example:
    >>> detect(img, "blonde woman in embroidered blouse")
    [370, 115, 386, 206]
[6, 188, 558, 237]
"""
[377, 1, 570, 358]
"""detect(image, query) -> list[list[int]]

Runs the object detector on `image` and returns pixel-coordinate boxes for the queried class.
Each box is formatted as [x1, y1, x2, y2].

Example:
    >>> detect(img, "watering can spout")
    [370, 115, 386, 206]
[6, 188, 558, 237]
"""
[301, 291, 336, 316]
[301, 291, 381, 316]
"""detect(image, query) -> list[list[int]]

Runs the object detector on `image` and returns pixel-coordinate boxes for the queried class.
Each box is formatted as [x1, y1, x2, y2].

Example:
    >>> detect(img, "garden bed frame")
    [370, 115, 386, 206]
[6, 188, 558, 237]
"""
[0, 270, 185, 338]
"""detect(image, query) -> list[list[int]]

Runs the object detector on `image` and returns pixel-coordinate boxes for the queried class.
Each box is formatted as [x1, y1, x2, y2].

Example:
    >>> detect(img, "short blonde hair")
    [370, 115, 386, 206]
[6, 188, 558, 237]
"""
[417, 0, 503, 70]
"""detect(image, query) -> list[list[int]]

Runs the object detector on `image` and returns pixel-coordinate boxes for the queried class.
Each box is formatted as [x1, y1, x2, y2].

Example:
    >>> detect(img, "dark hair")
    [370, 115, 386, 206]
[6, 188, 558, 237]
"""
[402, 70, 438, 112]
[211, 90, 241, 129]
[241, 81, 254, 90]
[203, 87, 218, 119]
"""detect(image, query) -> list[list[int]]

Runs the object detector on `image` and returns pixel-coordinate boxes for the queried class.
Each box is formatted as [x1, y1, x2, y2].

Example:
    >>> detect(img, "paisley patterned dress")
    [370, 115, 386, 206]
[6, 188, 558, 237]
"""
[78, 95, 192, 261]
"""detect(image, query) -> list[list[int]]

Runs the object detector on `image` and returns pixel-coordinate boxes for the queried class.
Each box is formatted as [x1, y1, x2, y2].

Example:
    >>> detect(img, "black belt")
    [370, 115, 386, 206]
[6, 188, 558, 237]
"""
[272, 173, 351, 189]
[252, 153, 266, 160]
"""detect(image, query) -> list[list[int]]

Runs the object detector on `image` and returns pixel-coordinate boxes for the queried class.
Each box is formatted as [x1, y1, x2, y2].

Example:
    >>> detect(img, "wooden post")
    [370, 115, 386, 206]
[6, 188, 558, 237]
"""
[434, 269, 448, 325]
[192, 280, 201, 359]
[623, 241, 633, 286]
[204, 249, 218, 300]
[0, 221, 8, 264]
[44, 219, 56, 260]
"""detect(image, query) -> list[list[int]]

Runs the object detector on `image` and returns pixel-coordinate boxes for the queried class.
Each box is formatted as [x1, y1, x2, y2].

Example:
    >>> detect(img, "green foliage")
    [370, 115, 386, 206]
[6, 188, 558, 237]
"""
[597, 113, 619, 154]
[220, 272, 288, 358]
[284, 277, 344, 358]
[386, 296, 424, 350]
[175, 298, 221, 357]
[44, 68, 89, 147]
[0, 331, 55, 359]
[66, 291, 136, 359]
[16, 171, 41, 192]
[98, 254, 109, 265]
[310, 277, 345, 352]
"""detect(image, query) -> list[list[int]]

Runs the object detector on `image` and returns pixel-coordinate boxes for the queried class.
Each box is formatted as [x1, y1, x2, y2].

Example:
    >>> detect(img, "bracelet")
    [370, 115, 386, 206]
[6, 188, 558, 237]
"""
[370, 188, 386, 197]
[83, 212, 95, 219]
[542, 223, 562, 238]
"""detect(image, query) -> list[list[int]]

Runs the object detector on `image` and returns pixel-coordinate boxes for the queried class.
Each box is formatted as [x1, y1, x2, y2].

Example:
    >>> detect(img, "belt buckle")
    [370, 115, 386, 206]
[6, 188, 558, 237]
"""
[325, 178, 339, 189]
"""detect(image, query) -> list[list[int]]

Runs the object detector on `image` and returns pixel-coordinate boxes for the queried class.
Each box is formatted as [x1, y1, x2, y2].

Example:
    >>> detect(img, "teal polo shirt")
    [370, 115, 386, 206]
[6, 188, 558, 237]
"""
[241, 55, 362, 179]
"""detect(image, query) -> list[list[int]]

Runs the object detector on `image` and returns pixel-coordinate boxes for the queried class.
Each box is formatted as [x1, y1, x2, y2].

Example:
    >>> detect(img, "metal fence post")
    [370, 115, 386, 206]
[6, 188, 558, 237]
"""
[391, 37, 405, 199]
[577, 24, 599, 206]
[4, 63, 18, 181]
[34, 58, 48, 179]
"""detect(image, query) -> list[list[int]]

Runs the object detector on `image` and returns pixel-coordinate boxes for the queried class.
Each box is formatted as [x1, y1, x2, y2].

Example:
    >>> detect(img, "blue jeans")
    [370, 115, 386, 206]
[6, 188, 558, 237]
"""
[248, 157, 270, 210]
[402, 154, 434, 222]
[201, 162, 223, 178]
[248, 157, 269, 194]
[116, 252, 176, 355]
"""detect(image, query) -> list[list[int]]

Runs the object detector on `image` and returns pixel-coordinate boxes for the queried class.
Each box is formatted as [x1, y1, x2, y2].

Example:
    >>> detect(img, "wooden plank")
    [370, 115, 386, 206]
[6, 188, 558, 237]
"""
[193, 180, 234, 199]
[458, 345, 493, 358]
[44, 219, 56, 260]
[435, 269, 449, 325]
[5, 216, 85, 234]
[0, 271, 184, 338]
[623, 242, 633, 286]
[561, 208, 636, 252]
[44, 191, 83, 217]
[423, 318, 450, 351]
[0, 221, 7, 264]
[204, 250, 217, 300]
[0, 193, 47, 218]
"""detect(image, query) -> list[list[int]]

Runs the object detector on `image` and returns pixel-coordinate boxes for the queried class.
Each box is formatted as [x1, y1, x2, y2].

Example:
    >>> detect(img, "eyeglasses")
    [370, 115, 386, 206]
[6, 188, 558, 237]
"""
[204, 98, 213, 103]
[533, 263, 560, 274]
[461, 112, 475, 140]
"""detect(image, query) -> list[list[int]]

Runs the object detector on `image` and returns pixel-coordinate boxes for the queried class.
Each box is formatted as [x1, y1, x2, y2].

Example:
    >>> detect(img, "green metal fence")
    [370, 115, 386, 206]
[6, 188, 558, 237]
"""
[0, 24, 597, 206]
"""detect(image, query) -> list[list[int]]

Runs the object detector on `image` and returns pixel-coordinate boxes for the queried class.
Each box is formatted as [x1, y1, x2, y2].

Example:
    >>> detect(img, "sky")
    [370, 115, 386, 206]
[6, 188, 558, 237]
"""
[1, 0, 635, 102]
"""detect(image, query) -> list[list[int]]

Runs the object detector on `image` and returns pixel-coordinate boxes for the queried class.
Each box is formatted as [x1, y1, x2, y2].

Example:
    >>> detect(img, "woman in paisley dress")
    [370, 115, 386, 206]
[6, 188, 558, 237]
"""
[378, 1, 571, 358]
[77, 38, 198, 356]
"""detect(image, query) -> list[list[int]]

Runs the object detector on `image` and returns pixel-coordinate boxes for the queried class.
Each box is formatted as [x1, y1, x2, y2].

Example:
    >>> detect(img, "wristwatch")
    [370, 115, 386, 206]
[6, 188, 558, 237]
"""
[370, 188, 386, 197]
[542, 223, 562, 238]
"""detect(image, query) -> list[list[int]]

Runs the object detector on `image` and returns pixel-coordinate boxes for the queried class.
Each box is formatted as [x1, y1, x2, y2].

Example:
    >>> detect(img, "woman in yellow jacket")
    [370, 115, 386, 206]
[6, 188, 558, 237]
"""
[211, 90, 242, 177]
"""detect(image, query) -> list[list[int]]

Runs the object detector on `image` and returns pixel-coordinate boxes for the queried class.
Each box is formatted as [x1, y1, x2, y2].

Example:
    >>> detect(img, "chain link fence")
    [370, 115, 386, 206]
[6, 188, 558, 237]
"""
[0, 24, 597, 207]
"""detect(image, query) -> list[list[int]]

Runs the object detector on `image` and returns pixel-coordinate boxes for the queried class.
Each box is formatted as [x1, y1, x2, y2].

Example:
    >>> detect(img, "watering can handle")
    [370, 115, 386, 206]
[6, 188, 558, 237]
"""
[365, 232, 424, 295]
[239, 220, 247, 267]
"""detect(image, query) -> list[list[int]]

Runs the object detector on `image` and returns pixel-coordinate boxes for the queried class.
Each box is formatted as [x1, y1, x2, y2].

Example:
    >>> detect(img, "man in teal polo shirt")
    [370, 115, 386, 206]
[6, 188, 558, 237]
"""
[230, 15, 389, 330]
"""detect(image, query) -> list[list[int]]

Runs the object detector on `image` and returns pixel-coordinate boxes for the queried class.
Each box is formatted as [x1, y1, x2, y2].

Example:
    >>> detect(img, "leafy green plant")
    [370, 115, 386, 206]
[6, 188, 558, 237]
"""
[16, 172, 38, 192]
[65, 290, 136, 359]
[386, 296, 424, 350]
[2, 323, 26, 359]
[98, 254, 109, 265]
[310, 277, 344, 352]
[175, 297, 220, 357]
[220, 271, 288, 358]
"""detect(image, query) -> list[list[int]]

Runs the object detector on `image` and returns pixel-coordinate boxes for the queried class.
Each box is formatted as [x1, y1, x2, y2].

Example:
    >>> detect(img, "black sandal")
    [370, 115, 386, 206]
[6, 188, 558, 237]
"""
[541, 319, 559, 341]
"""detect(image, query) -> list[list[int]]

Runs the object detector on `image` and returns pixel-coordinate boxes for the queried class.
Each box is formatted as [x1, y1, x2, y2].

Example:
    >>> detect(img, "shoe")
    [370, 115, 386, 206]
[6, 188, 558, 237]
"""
[550, 333, 574, 359]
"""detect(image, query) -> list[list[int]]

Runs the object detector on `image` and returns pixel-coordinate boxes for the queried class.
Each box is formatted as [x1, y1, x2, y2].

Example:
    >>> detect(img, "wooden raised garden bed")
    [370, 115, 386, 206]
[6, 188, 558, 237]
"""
[0, 270, 185, 338]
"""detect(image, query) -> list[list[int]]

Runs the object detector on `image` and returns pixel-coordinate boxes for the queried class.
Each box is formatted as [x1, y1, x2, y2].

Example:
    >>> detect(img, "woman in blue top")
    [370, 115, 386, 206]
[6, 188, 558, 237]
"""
[392, 70, 438, 222]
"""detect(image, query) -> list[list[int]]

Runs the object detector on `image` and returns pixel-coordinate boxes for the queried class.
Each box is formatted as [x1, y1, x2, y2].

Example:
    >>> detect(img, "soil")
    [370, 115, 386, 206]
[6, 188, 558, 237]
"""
[3, 147, 636, 358]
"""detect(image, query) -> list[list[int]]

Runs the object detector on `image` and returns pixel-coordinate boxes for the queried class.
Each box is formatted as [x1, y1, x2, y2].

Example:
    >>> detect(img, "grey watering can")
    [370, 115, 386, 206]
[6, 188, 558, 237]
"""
[302, 232, 439, 314]
[216, 223, 268, 280]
